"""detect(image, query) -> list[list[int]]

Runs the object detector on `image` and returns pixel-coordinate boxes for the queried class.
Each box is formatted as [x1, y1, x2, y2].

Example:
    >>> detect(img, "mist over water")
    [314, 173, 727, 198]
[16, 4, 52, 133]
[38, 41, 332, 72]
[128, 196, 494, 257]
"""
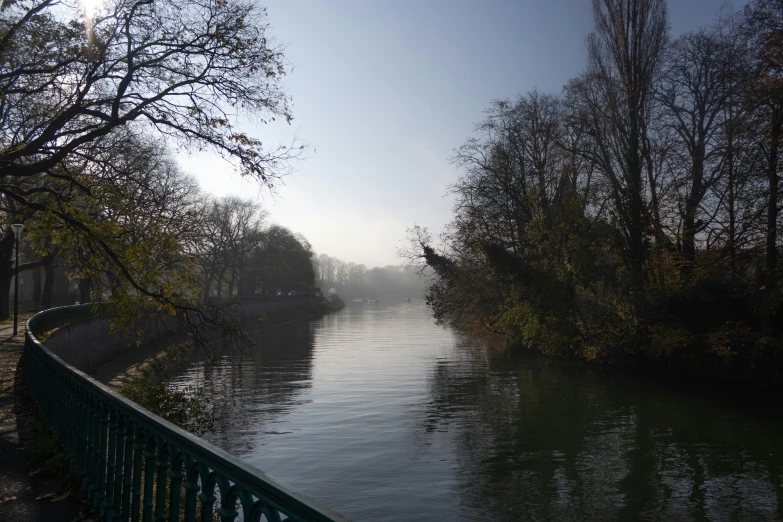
[171, 301, 783, 521]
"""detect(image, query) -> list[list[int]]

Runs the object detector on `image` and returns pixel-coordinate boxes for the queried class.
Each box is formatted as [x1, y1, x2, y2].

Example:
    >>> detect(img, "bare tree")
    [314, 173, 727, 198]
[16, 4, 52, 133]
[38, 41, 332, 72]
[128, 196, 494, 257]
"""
[582, 0, 669, 280]
[195, 196, 264, 299]
[745, 0, 783, 289]
[654, 20, 748, 265]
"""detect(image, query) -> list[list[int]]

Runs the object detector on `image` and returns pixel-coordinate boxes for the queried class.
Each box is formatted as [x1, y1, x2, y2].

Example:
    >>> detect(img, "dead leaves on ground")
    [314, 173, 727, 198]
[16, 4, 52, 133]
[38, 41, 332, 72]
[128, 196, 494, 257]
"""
[35, 491, 70, 502]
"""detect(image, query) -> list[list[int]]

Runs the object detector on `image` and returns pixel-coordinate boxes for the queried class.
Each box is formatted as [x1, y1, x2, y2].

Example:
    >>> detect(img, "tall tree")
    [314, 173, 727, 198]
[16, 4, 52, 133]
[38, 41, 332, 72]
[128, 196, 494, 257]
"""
[654, 23, 747, 265]
[745, 0, 783, 290]
[196, 196, 264, 299]
[582, 0, 669, 283]
[254, 226, 315, 295]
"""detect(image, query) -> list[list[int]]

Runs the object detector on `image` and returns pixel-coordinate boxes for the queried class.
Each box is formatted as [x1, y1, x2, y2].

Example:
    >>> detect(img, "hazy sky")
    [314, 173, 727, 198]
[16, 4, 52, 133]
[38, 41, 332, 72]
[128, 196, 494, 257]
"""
[180, 0, 746, 268]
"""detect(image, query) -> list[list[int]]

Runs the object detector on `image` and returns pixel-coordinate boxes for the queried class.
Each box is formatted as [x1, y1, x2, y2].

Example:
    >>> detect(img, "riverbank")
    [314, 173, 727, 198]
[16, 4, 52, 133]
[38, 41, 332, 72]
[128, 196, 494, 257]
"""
[97, 295, 345, 435]
[507, 337, 783, 414]
[487, 327, 783, 417]
[88, 295, 345, 433]
[46, 295, 340, 391]
[241, 294, 345, 332]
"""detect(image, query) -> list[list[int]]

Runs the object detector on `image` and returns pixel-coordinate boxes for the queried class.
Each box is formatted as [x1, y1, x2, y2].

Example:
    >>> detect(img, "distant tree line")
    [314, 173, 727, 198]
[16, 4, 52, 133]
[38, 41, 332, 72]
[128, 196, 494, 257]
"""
[197, 198, 316, 299]
[409, 0, 783, 384]
[314, 253, 426, 299]
[314, 254, 368, 287]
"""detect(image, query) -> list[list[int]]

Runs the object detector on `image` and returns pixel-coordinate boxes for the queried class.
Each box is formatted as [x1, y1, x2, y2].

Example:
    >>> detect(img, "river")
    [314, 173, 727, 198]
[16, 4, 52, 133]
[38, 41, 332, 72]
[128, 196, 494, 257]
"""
[170, 300, 783, 521]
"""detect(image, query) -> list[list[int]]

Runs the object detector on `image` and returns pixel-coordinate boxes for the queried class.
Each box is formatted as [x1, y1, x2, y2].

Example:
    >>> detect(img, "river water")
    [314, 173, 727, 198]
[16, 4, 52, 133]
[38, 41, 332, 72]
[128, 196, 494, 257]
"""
[170, 300, 783, 521]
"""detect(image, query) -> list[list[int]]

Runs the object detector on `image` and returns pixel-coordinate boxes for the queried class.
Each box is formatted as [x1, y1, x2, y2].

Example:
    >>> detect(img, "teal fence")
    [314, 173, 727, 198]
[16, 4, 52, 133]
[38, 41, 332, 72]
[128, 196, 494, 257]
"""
[25, 305, 349, 522]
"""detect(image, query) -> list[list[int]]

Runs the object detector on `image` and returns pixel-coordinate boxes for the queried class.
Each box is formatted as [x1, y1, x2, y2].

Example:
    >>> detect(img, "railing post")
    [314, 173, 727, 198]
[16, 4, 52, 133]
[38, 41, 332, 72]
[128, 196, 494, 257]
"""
[121, 425, 136, 522]
[110, 418, 126, 522]
[96, 402, 109, 510]
[79, 392, 90, 487]
[183, 464, 200, 522]
[49, 365, 61, 438]
[132, 434, 145, 522]
[142, 438, 157, 522]
[199, 488, 217, 522]
[167, 454, 184, 522]
[154, 446, 170, 522]
[88, 398, 101, 502]
[217, 493, 238, 522]
[104, 410, 118, 521]
[66, 383, 76, 466]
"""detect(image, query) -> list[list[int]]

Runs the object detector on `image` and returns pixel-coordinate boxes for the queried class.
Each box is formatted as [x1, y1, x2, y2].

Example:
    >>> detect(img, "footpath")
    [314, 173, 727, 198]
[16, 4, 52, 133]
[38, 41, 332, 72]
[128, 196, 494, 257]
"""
[0, 317, 94, 521]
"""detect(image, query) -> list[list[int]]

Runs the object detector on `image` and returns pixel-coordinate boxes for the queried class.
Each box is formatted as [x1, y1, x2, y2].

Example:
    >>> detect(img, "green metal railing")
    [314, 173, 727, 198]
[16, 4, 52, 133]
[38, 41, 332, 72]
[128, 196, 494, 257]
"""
[25, 305, 349, 522]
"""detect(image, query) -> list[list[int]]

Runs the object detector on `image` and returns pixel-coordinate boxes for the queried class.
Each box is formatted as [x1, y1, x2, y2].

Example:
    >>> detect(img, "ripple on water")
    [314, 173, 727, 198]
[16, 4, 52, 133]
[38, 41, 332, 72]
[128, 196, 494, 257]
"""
[170, 301, 783, 522]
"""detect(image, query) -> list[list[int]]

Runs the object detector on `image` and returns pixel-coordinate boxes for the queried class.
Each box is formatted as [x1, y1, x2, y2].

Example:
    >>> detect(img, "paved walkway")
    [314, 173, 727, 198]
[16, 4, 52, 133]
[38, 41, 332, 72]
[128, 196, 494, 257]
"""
[0, 317, 94, 521]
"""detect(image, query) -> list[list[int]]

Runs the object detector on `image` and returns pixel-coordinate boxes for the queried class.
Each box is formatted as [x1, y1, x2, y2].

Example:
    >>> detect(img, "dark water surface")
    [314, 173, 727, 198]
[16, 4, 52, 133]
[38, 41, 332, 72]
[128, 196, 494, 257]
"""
[171, 301, 783, 521]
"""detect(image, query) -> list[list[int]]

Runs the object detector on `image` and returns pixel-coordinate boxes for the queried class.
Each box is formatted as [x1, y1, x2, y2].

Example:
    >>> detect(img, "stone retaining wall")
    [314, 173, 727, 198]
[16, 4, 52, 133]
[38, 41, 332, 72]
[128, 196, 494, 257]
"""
[43, 297, 321, 372]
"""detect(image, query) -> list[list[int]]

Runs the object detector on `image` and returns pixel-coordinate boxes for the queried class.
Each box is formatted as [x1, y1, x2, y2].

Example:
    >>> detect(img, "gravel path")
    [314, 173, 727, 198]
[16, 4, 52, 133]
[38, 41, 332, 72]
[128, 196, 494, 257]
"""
[0, 317, 94, 521]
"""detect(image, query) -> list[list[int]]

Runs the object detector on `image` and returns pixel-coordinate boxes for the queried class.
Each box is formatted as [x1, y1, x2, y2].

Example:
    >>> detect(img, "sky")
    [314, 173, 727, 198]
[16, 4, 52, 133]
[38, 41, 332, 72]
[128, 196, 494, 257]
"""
[179, 0, 747, 269]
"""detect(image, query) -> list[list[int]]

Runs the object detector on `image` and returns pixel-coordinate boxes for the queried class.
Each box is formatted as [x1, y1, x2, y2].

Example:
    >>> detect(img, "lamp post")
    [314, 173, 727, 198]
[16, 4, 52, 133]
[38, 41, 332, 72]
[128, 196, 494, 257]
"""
[11, 224, 24, 336]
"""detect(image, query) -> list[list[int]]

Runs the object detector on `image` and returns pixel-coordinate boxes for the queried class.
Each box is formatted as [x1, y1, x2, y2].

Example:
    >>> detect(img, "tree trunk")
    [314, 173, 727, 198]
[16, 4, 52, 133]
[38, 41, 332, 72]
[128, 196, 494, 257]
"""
[0, 230, 15, 321]
[239, 273, 256, 297]
[42, 255, 55, 308]
[79, 277, 91, 303]
[628, 109, 647, 296]
[682, 148, 705, 265]
[0, 275, 10, 321]
[765, 106, 781, 290]
[202, 277, 211, 302]
[32, 265, 42, 306]
[727, 115, 736, 279]
[643, 133, 676, 254]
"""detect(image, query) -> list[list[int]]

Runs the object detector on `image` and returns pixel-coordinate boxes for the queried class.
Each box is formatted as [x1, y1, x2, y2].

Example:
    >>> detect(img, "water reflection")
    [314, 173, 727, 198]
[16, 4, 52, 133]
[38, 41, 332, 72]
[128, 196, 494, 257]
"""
[174, 323, 317, 455]
[172, 302, 783, 521]
[422, 336, 783, 521]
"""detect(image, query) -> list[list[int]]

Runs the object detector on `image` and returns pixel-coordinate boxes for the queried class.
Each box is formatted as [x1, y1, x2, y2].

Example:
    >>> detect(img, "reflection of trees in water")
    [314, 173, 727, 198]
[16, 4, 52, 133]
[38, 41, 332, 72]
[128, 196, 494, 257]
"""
[176, 320, 318, 455]
[421, 336, 783, 521]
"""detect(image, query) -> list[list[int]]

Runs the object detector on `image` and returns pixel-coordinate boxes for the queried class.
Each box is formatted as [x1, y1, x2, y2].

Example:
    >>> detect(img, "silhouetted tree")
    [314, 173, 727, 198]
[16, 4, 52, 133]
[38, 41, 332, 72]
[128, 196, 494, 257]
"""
[0, 0, 296, 322]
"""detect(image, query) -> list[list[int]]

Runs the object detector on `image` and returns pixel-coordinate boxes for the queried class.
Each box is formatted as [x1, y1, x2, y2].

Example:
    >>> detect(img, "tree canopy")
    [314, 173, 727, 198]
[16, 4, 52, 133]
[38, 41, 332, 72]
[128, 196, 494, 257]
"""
[408, 0, 783, 386]
[0, 0, 300, 333]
